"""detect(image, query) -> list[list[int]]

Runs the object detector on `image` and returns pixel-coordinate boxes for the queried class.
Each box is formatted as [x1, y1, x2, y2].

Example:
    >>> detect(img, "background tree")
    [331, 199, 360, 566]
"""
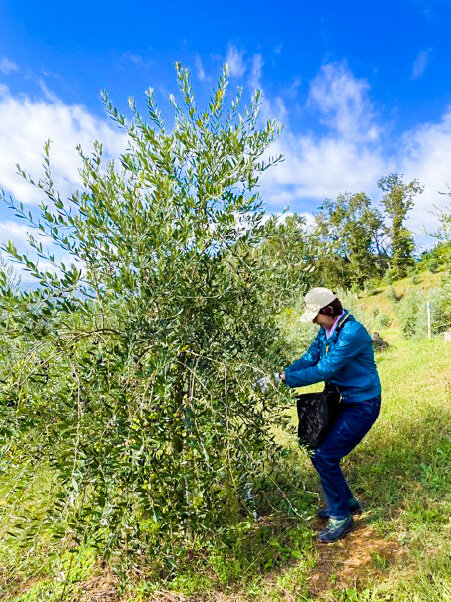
[313, 192, 386, 289]
[378, 173, 423, 279]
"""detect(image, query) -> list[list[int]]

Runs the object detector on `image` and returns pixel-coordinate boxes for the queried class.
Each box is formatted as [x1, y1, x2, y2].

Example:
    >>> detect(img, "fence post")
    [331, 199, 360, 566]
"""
[427, 302, 431, 339]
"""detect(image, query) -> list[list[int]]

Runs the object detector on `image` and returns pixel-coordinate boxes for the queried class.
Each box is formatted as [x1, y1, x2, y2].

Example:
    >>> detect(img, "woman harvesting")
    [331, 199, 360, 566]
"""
[280, 287, 381, 543]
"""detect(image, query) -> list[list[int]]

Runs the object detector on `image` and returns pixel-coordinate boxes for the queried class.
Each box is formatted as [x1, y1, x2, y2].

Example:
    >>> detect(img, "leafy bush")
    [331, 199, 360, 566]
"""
[378, 313, 392, 328]
[0, 65, 314, 574]
[418, 242, 451, 273]
[365, 278, 381, 296]
[387, 286, 402, 303]
[276, 307, 318, 357]
[429, 277, 451, 333]
[382, 267, 397, 284]
[394, 279, 451, 338]
[395, 290, 427, 338]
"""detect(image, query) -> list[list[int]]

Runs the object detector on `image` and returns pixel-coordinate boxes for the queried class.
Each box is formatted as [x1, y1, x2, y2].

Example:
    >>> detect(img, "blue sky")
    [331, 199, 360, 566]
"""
[1, 0, 450, 281]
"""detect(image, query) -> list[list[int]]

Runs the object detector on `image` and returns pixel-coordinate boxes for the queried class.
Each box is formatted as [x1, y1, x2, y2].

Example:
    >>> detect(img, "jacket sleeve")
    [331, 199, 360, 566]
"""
[284, 332, 321, 373]
[284, 323, 367, 388]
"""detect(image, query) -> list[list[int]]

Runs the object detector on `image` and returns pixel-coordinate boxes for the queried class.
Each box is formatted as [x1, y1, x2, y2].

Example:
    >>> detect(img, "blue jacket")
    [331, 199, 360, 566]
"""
[284, 311, 381, 403]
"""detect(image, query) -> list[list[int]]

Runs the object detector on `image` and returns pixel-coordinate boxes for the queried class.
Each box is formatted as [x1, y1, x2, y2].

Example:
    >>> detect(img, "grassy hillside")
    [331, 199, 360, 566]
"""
[358, 270, 443, 334]
[0, 276, 450, 601]
[360, 271, 442, 313]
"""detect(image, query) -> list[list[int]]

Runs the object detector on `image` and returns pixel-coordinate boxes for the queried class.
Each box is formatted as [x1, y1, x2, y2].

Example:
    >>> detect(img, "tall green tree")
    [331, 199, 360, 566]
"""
[378, 174, 423, 279]
[314, 192, 386, 289]
[0, 65, 307, 571]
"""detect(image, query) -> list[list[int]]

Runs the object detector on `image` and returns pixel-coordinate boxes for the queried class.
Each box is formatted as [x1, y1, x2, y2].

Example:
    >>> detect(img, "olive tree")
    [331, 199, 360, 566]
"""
[0, 65, 313, 571]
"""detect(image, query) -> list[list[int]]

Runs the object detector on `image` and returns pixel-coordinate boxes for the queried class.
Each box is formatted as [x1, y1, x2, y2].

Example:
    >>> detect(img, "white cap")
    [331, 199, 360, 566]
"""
[300, 287, 337, 322]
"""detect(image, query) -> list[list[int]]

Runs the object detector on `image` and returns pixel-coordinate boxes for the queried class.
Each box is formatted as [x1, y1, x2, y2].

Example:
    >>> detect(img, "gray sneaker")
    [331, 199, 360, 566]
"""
[318, 516, 355, 543]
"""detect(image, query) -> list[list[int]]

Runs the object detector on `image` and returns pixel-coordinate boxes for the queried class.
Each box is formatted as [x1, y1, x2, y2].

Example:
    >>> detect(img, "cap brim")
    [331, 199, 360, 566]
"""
[299, 309, 318, 323]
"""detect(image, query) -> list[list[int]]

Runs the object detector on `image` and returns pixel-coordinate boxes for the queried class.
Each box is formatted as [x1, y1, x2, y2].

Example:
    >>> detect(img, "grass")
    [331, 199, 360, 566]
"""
[358, 270, 443, 323]
[0, 285, 450, 600]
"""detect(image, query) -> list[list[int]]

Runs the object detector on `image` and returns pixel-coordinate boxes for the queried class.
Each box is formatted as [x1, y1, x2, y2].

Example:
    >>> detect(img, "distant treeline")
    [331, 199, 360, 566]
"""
[267, 175, 450, 292]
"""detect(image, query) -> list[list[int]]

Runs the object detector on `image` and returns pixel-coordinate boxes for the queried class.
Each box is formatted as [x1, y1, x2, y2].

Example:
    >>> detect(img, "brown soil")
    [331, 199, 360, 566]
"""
[307, 515, 405, 599]
[77, 568, 121, 601]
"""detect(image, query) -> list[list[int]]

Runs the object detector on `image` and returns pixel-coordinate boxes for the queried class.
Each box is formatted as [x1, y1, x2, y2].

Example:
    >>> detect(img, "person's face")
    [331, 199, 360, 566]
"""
[313, 312, 336, 329]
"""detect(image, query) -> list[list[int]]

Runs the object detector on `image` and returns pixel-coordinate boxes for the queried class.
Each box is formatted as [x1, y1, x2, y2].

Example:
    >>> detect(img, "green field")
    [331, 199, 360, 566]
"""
[0, 300, 450, 601]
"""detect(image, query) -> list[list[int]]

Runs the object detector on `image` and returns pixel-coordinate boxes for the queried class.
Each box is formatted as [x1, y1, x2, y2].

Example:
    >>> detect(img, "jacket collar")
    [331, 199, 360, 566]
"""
[319, 310, 354, 343]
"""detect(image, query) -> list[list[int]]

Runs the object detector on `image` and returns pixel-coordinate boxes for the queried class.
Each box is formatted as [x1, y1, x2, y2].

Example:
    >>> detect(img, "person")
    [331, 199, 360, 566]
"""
[279, 287, 381, 543]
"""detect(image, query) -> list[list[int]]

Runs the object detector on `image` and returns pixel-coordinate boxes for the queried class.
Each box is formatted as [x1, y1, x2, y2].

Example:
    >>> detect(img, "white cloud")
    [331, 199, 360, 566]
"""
[0, 57, 19, 75]
[260, 59, 449, 244]
[121, 52, 154, 69]
[261, 133, 387, 203]
[0, 84, 126, 207]
[123, 52, 144, 64]
[260, 62, 387, 205]
[249, 54, 263, 90]
[399, 108, 451, 234]
[0, 221, 32, 250]
[226, 44, 246, 78]
[411, 49, 431, 80]
[195, 54, 207, 81]
[38, 78, 60, 103]
[308, 61, 381, 142]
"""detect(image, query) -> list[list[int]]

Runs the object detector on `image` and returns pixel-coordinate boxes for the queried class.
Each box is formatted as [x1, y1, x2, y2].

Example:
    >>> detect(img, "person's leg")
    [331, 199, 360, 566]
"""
[312, 396, 381, 520]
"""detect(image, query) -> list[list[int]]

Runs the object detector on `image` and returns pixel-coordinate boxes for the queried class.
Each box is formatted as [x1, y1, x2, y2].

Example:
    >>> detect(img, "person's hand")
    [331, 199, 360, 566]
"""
[253, 372, 284, 393]
[253, 375, 270, 393]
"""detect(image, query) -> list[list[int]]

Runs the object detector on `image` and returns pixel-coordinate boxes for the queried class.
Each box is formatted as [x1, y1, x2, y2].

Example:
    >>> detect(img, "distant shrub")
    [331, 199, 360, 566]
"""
[418, 242, 451, 273]
[387, 287, 402, 303]
[372, 308, 379, 319]
[429, 277, 451, 333]
[382, 268, 397, 284]
[394, 279, 451, 338]
[365, 278, 380, 296]
[378, 313, 392, 328]
[407, 265, 419, 278]
[396, 291, 427, 338]
[428, 259, 440, 273]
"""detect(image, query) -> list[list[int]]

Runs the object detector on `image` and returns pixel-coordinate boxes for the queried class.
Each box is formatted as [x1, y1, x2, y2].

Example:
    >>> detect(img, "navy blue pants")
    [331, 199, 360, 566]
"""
[311, 395, 381, 519]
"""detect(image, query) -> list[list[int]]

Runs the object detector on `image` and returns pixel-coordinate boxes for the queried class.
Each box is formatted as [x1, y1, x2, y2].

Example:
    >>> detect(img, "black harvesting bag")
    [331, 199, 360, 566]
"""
[296, 385, 341, 450]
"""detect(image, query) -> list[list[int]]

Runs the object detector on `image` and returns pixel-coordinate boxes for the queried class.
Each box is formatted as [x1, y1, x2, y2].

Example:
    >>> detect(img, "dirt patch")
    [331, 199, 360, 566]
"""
[149, 591, 241, 601]
[149, 591, 189, 601]
[307, 516, 404, 599]
[77, 568, 121, 601]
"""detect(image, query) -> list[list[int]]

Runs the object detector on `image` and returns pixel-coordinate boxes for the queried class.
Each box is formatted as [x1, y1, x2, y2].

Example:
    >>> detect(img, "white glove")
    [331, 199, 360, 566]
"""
[273, 372, 282, 385]
[253, 372, 282, 393]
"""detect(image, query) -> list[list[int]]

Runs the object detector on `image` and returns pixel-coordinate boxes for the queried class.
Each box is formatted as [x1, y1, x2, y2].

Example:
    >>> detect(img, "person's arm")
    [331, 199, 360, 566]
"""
[284, 323, 367, 388]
